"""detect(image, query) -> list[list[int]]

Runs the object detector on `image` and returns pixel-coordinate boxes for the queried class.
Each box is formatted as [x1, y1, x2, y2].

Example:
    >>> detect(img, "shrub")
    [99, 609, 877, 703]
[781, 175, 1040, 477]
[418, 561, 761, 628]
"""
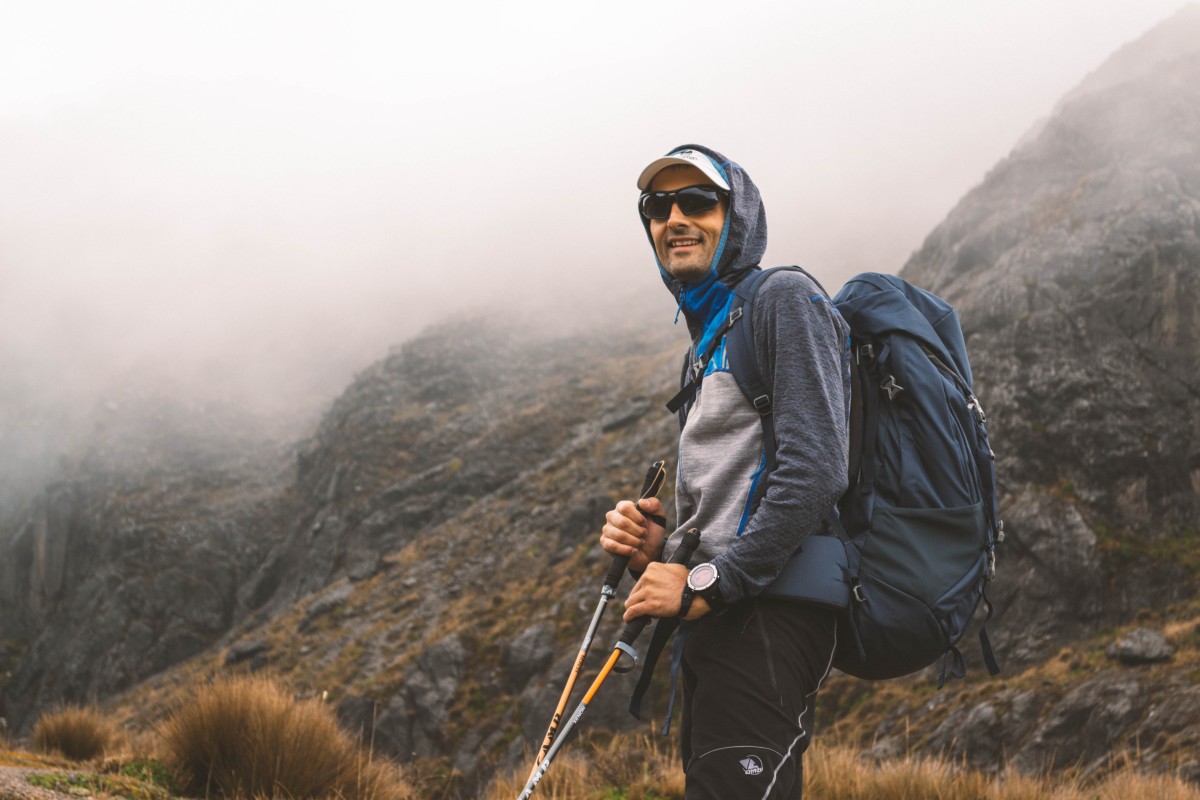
[30, 706, 117, 761]
[160, 675, 409, 800]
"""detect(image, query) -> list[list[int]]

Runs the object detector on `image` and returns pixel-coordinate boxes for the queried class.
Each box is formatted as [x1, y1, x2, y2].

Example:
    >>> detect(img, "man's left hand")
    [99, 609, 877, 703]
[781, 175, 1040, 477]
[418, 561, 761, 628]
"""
[623, 563, 710, 622]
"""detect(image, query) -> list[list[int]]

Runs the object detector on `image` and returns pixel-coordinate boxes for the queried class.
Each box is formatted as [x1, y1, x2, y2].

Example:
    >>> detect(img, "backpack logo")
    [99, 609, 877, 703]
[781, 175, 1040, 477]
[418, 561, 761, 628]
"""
[739, 755, 764, 776]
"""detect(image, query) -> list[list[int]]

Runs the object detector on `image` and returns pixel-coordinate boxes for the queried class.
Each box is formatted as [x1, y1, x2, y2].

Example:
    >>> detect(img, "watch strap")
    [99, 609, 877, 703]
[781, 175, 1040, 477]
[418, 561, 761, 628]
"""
[698, 583, 727, 613]
[679, 586, 696, 618]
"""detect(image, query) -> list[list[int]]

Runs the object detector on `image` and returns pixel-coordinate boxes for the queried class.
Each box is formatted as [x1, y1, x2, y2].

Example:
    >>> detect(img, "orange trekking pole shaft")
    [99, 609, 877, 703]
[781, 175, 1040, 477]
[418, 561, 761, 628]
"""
[526, 461, 667, 782]
[518, 527, 702, 800]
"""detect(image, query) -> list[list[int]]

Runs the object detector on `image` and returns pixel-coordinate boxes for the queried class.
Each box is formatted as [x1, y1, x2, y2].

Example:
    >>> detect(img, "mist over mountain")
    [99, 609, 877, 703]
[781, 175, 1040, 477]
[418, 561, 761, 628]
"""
[2, 6, 1200, 796]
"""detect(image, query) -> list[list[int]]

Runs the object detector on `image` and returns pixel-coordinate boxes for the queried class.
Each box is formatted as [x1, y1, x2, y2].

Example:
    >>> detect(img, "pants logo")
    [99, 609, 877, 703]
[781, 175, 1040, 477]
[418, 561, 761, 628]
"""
[739, 755, 764, 776]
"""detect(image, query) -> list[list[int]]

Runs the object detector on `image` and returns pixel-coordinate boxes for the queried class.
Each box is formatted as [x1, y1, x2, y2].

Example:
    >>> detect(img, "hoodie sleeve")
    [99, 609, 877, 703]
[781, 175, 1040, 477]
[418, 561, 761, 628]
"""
[708, 269, 850, 602]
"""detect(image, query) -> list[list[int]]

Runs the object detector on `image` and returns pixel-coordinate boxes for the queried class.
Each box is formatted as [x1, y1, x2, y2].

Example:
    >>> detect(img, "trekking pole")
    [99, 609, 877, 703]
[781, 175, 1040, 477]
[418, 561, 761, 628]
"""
[517, 527, 702, 800]
[525, 460, 668, 782]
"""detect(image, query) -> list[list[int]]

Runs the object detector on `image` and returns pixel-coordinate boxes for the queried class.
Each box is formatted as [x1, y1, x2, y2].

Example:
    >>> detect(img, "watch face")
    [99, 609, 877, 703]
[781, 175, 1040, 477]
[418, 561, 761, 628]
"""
[688, 563, 719, 592]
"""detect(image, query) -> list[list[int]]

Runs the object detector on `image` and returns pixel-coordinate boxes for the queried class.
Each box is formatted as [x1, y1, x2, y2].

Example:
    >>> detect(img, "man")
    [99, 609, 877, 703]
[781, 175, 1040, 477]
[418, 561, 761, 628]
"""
[599, 145, 851, 799]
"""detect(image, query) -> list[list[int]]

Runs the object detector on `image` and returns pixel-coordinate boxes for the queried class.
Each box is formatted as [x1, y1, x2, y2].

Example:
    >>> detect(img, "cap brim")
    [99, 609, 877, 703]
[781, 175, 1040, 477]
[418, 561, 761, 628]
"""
[637, 150, 730, 191]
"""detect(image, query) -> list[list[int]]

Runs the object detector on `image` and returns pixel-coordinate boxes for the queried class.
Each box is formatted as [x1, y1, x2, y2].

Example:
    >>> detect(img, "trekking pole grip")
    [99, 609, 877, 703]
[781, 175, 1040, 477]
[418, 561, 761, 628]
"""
[618, 528, 701, 646]
[604, 553, 631, 590]
[603, 460, 668, 589]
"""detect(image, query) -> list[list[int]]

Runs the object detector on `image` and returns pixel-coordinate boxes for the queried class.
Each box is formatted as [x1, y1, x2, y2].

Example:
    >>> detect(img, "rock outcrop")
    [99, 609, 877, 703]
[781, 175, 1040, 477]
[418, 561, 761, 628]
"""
[0, 395, 291, 732]
[902, 4, 1200, 669]
[240, 320, 647, 613]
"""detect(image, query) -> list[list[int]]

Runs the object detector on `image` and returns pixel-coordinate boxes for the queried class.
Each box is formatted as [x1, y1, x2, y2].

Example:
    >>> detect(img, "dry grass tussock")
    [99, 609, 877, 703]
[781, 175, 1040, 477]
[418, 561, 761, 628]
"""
[805, 744, 1200, 800]
[489, 733, 1200, 800]
[160, 675, 411, 800]
[31, 705, 119, 761]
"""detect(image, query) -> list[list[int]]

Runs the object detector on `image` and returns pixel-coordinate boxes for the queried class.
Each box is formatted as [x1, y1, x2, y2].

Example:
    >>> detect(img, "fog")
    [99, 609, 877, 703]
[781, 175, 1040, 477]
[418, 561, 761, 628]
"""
[0, 1, 1189, 502]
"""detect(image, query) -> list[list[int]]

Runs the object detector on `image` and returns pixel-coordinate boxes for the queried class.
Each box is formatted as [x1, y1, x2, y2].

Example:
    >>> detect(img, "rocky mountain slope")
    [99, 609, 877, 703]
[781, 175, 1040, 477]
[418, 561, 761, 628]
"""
[2, 6, 1200, 797]
[904, 3, 1200, 667]
[834, 2, 1200, 779]
[0, 312, 693, 792]
[0, 384, 297, 731]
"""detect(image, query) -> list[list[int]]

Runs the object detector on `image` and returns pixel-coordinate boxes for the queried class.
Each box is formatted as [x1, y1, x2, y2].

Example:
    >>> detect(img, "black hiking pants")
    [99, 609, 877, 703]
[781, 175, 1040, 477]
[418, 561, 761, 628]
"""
[680, 599, 837, 799]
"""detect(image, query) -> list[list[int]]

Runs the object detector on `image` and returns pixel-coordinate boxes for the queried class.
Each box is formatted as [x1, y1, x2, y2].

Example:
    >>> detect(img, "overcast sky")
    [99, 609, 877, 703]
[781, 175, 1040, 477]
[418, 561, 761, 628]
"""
[0, 1, 1191, 420]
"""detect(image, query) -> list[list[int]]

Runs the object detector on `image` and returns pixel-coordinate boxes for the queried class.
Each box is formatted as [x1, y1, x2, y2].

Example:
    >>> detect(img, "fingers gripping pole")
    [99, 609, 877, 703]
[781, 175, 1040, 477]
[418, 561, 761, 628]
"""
[618, 525, 702, 647]
[518, 527, 701, 800]
[604, 460, 667, 588]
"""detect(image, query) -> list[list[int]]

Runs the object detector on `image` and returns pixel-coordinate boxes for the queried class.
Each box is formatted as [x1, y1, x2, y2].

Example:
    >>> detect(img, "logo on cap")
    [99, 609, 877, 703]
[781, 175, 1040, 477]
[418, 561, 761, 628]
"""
[637, 148, 731, 191]
[739, 755, 764, 776]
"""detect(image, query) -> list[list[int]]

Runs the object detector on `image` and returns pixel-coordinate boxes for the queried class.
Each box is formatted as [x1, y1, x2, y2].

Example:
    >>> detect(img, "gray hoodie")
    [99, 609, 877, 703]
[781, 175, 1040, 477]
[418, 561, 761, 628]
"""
[641, 144, 851, 605]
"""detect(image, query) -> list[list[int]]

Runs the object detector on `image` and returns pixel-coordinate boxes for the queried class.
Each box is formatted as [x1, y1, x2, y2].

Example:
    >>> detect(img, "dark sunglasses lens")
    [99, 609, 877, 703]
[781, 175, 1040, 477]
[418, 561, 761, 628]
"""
[676, 187, 721, 215]
[641, 193, 673, 219]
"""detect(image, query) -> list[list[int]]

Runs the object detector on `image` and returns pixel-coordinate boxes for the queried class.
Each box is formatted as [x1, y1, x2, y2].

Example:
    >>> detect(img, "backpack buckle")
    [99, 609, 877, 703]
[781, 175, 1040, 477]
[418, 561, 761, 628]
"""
[690, 358, 706, 380]
[986, 548, 997, 582]
[858, 343, 875, 363]
[752, 394, 772, 415]
[968, 395, 986, 423]
[729, 306, 743, 325]
[852, 583, 867, 603]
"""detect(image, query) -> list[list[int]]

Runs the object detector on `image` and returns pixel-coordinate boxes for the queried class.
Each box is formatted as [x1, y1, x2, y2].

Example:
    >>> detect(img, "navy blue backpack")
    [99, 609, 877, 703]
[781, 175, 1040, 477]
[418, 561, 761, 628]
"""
[708, 268, 1002, 684]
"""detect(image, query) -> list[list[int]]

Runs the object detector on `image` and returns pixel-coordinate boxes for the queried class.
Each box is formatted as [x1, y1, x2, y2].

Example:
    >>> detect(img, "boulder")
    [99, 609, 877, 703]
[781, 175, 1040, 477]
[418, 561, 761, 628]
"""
[1106, 628, 1175, 665]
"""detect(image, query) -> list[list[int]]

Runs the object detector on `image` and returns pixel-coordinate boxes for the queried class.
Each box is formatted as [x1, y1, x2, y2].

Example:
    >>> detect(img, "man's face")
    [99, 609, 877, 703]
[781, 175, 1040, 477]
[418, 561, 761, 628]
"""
[647, 165, 728, 283]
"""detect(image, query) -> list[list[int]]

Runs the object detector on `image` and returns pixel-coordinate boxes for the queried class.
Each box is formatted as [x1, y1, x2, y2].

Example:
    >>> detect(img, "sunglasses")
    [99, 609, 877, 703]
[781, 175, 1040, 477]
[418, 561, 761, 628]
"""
[639, 185, 728, 220]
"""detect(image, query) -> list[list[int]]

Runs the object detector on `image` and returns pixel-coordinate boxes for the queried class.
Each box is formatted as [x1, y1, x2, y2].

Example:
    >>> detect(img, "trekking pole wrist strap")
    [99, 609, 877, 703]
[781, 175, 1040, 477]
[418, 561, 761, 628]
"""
[678, 586, 696, 618]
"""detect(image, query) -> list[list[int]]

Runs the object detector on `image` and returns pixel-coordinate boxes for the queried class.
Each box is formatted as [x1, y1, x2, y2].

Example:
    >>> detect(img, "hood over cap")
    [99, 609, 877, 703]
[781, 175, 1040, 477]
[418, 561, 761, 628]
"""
[638, 144, 767, 338]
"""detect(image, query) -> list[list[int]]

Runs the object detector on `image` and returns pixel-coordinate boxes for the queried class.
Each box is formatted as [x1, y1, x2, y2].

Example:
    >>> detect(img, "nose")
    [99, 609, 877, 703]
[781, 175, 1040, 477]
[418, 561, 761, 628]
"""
[665, 199, 690, 227]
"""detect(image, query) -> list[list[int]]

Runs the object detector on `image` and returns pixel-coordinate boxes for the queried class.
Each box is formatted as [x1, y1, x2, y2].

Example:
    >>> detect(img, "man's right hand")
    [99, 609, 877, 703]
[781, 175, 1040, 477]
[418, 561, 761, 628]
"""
[600, 497, 666, 574]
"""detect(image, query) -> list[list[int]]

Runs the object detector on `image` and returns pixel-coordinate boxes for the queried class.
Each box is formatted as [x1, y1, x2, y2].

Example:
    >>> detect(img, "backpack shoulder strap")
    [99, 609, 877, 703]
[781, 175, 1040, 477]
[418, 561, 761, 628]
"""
[726, 265, 831, 415]
[724, 266, 781, 418]
[725, 266, 849, 512]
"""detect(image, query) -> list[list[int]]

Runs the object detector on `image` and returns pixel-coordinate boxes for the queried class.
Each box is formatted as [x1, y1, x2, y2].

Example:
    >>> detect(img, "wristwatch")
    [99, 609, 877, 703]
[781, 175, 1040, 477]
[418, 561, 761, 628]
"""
[683, 561, 726, 616]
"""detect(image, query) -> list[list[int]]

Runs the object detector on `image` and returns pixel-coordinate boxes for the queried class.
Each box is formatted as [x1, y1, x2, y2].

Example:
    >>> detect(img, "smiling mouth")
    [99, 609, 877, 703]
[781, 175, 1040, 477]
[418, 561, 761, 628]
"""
[669, 238, 700, 249]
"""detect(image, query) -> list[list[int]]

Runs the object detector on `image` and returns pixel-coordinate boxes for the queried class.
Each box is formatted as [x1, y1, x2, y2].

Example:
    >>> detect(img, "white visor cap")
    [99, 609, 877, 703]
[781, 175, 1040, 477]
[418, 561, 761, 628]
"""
[637, 149, 731, 192]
